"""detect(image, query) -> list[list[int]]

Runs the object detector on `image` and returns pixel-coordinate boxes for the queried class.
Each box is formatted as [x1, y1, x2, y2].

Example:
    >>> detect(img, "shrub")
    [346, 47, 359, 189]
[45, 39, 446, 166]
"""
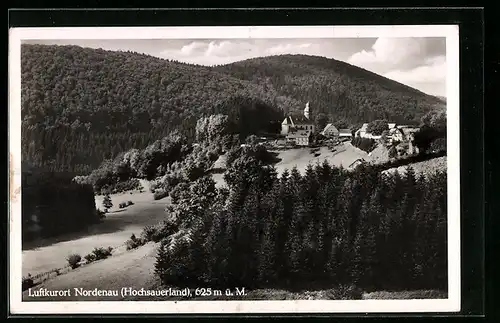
[91, 246, 113, 260]
[141, 221, 177, 243]
[66, 253, 82, 269]
[127, 200, 134, 206]
[96, 208, 106, 219]
[119, 202, 127, 209]
[22, 275, 35, 291]
[103, 194, 113, 210]
[84, 253, 96, 263]
[153, 189, 168, 201]
[125, 238, 140, 250]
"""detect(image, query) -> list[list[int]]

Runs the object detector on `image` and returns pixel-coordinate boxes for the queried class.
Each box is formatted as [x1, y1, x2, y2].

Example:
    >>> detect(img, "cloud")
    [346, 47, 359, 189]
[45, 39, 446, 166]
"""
[347, 37, 447, 96]
[383, 55, 446, 96]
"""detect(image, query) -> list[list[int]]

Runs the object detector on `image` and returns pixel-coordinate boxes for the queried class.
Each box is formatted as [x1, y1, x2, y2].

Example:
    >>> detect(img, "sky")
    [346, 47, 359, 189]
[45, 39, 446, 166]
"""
[26, 37, 447, 97]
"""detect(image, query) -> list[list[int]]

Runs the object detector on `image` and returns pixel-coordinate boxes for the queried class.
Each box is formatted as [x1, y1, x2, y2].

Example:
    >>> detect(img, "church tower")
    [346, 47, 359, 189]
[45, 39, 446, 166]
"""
[304, 101, 311, 120]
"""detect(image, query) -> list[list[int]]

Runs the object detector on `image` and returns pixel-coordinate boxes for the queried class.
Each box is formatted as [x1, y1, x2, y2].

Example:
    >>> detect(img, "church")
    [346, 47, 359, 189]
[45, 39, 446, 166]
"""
[281, 102, 315, 135]
[281, 102, 315, 146]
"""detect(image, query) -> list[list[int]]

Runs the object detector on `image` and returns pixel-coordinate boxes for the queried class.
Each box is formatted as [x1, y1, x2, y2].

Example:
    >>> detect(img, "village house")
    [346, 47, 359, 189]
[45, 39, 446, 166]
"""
[282, 102, 315, 146]
[348, 158, 366, 169]
[286, 130, 313, 147]
[355, 123, 382, 140]
[281, 102, 315, 136]
[338, 128, 353, 139]
[388, 127, 405, 144]
[321, 123, 339, 138]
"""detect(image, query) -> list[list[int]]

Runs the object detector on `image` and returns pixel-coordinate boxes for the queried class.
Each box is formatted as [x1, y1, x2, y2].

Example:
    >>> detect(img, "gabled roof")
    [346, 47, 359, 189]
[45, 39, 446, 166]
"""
[356, 123, 369, 133]
[322, 124, 339, 134]
[283, 114, 313, 126]
[349, 158, 365, 168]
[388, 123, 397, 129]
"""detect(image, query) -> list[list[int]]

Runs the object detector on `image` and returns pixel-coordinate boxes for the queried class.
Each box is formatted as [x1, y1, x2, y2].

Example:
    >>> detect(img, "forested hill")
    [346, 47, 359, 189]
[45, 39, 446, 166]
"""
[21, 45, 444, 175]
[213, 54, 445, 126]
[21, 44, 290, 174]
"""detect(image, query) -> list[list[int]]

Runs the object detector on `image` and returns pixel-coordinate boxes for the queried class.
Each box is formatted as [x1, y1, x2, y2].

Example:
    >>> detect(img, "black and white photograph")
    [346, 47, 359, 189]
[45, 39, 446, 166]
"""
[9, 25, 460, 314]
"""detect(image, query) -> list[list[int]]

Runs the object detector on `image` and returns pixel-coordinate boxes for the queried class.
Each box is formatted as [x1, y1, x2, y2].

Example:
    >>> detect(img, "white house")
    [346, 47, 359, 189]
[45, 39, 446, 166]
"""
[286, 130, 312, 146]
[281, 102, 315, 135]
[321, 124, 339, 138]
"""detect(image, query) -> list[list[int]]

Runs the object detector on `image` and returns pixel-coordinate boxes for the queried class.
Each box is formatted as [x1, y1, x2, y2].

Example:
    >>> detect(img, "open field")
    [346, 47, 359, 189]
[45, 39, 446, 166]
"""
[271, 142, 371, 175]
[23, 242, 160, 301]
[22, 185, 169, 277]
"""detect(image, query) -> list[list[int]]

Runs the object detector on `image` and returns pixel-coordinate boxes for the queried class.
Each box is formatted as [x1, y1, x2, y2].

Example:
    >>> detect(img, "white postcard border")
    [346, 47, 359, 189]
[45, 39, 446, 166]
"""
[9, 25, 460, 314]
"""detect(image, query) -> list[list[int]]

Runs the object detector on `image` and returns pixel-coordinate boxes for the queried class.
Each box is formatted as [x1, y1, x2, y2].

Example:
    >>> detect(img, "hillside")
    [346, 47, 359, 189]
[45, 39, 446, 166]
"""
[21, 46, 445, 175]
[382, 156, 447, 177]
[214, 54, 445, 127]
[21, 44, 288, 174]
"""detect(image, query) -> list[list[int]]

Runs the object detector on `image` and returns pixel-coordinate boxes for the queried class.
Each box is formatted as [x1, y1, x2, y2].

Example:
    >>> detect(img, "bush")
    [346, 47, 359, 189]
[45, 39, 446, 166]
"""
[84, 253, 96, 263]
[119, 202, 128, 209]
[96, 208, 106, 219]
[141, 221, 177, 243]
[127, 200, 134, 206]
[351, 137, 377, 153]
[66, 253, 82, 269]
[90, 246, 113, 260]
[125, 234, 146, 250]
[153, 189, 168, 200]
[22, 275, 35, 291]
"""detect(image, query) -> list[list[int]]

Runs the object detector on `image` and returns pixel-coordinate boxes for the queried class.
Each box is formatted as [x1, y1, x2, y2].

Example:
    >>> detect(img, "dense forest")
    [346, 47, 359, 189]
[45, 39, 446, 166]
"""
[214, 54, 445, 127]
[154, 145, 447, 292]
[21, 45, 444, 175]
[21, 44, 285, 174]
[21, 162, 100, 245]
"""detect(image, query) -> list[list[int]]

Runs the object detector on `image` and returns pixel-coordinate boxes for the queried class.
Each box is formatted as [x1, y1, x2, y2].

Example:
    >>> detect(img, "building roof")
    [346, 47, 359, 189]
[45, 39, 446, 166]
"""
[287, 130, 312, 139]
[349, 158, 365, 168]
[388, 123, 397, 129]
[358, 123, 369, 132]
[283, 114, 313, 126]
[339, 128, 352, 135]
[322, 124, 339, 134]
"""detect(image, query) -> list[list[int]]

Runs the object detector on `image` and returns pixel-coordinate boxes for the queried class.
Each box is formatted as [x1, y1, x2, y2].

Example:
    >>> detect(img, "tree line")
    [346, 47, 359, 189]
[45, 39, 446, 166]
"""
[155, 145, 447, 293]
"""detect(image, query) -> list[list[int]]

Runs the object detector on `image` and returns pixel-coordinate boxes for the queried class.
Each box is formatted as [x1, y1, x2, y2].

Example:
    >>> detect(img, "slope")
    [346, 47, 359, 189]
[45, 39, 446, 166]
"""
[214, 54, 446, 126]
[21, 44, 289, 174]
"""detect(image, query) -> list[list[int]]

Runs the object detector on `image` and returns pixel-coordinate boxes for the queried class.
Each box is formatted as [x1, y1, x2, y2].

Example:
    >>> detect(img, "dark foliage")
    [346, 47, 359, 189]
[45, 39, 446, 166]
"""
[367, 120, 389, 135]
[21, 44, 285, 174]
[21, 163, 99, 244]
[351, 137, 377, 153]
[66, 254, 82, 269]
[155, 147, 447, 293]
[214, 54, 444, 126]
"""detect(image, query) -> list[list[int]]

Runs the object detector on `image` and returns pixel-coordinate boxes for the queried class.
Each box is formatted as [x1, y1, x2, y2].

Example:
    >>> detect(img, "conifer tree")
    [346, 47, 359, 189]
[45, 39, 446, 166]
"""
[102, 194, 113, 211]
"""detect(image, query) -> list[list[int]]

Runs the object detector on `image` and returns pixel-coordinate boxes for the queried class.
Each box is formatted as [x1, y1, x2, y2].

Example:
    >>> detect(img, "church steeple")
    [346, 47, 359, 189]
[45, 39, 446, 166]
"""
[304, 101, 311, 120]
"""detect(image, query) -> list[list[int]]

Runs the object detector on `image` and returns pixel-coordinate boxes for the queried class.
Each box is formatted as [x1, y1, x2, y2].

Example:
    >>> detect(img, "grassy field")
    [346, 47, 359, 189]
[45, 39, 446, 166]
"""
[23, 242, 160, 301]
[271, 142, 371, 176]
[22, 186, 168, 277]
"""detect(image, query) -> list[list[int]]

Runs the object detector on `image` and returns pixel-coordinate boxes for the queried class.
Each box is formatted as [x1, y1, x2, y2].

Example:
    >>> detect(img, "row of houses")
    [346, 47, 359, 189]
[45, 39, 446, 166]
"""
[280, 102, 420, 147]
